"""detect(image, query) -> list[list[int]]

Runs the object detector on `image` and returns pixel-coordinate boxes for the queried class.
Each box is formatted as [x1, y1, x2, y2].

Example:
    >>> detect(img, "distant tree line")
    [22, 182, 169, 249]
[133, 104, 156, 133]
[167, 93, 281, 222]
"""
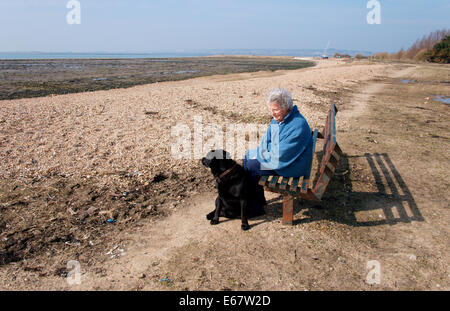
[333, 53, 352, 58]
[370, 29, 450, 63]
[332, 53, 367, 60]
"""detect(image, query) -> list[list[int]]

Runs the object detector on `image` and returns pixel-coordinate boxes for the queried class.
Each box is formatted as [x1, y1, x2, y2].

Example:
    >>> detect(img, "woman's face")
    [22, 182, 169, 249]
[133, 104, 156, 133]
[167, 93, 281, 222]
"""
[269, 101, 290, 123]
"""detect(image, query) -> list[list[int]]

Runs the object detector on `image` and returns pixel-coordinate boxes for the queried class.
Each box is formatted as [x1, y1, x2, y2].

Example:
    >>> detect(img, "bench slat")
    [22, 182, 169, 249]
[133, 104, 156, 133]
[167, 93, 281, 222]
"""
[301, 178, 309, 193]
[269, 175, 279, 189]
[332, 150, 341, 161]
[303, 129, 319, 191]
[279, 177, 290, 190]
[259, 175, 269, 186]
[322, 173, 330, 184]
[331, 105, 337, 145]
[326, 162, 336, 174]
[288, 177, 294, 187]
[290, 177, 300, 191]
[297, 176, 304, 191]
[322, 111, 331, 155]
[277, 176, 283, 186]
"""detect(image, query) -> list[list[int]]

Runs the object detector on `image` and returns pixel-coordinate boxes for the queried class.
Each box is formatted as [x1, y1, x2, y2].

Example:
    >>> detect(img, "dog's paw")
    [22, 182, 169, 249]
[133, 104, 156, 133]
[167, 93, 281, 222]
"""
[210, 219, 219, 225]
[241, 223, 251, 231]
[206, 211, 215, 220]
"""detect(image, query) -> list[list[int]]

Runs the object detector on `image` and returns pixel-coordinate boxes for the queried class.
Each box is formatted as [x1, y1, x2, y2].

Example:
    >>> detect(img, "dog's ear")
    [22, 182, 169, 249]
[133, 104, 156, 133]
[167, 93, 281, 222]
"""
[201, 157, 211, 167]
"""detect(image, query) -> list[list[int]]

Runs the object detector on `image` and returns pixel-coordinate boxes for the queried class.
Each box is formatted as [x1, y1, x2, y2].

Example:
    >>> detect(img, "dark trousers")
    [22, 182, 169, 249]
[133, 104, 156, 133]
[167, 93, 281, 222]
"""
[242, 156, 277, 216]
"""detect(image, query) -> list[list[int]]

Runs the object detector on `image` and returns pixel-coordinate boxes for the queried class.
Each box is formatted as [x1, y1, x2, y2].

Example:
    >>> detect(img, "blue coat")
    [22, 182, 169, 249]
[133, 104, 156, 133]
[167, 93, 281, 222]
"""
[248, 105, 313, 177]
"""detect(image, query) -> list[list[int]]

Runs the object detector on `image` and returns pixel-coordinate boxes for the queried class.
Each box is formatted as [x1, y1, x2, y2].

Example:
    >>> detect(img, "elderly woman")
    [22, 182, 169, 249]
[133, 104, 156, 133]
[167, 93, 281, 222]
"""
[243, 88, 313, 216]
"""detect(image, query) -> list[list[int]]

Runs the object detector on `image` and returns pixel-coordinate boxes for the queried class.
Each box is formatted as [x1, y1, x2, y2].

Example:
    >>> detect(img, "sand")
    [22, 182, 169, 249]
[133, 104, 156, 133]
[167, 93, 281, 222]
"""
[0, 59, 393, 183]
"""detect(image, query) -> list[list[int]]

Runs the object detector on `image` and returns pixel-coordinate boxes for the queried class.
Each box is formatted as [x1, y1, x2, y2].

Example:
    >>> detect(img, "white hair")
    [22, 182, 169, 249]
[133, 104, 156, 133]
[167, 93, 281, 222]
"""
[266, 88, 293, 110]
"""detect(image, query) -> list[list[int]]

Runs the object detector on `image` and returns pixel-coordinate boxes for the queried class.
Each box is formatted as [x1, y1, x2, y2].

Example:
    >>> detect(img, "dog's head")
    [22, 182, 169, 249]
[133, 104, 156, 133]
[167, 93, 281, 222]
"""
[201, 149, 234, 177]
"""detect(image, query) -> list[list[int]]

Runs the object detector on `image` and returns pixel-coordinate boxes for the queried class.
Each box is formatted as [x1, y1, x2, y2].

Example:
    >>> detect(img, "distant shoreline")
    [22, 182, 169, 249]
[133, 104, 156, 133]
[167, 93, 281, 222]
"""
[0, 49, 373, 60]
[0, 56, 315, 100]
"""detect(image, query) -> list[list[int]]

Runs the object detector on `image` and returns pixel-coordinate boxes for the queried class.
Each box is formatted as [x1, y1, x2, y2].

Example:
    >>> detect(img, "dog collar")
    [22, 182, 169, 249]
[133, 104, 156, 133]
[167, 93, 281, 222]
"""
[216, 164, 237, 182]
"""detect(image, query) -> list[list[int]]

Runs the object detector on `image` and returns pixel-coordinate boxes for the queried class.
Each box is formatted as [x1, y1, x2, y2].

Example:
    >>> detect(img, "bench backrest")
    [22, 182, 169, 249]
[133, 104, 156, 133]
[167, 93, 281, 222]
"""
[312, 104, 342, 200]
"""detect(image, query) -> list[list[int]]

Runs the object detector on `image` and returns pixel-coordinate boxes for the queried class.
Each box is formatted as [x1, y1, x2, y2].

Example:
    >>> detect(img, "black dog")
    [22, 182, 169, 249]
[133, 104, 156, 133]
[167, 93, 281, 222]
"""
[202, 149, 260, 231]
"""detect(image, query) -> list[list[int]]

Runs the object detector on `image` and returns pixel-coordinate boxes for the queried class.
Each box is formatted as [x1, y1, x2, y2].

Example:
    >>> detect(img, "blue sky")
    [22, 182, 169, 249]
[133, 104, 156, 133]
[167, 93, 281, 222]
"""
[0, 0, 448, 53]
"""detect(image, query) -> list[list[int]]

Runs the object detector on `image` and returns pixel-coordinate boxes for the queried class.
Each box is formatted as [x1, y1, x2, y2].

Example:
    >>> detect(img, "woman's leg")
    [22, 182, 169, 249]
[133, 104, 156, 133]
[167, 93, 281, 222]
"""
[243, 154, 276, 217]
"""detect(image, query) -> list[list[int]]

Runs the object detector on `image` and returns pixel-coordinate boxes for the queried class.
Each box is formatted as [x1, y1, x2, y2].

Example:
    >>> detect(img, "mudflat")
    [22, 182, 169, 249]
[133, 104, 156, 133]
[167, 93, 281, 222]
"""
[0, 56, 313, 100]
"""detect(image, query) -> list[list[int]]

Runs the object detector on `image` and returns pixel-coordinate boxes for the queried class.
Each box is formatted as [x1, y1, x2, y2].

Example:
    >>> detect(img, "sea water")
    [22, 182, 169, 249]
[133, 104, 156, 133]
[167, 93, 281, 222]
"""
[433, 95, 450, 104]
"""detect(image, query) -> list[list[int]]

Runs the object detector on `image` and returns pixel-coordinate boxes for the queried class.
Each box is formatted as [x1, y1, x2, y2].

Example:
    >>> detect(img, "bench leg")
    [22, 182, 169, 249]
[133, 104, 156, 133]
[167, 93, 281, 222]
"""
[282, 195, 294, 225]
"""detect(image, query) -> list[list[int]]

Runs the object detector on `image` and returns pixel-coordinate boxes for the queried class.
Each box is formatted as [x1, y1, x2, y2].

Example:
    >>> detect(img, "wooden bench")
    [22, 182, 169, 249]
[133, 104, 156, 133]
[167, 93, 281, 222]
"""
[258, 103, 342, 225]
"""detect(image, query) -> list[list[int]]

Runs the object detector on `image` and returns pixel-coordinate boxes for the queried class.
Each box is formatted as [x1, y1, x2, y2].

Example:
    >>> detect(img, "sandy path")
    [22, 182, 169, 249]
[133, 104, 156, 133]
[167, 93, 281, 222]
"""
[340, 65, 417, 120]
[72, 192, 218, 290]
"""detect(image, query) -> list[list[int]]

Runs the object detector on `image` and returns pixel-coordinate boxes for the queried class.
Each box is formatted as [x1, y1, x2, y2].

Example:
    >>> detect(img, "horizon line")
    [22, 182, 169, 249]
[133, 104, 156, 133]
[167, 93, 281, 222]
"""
[0, 48, 376, 54]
